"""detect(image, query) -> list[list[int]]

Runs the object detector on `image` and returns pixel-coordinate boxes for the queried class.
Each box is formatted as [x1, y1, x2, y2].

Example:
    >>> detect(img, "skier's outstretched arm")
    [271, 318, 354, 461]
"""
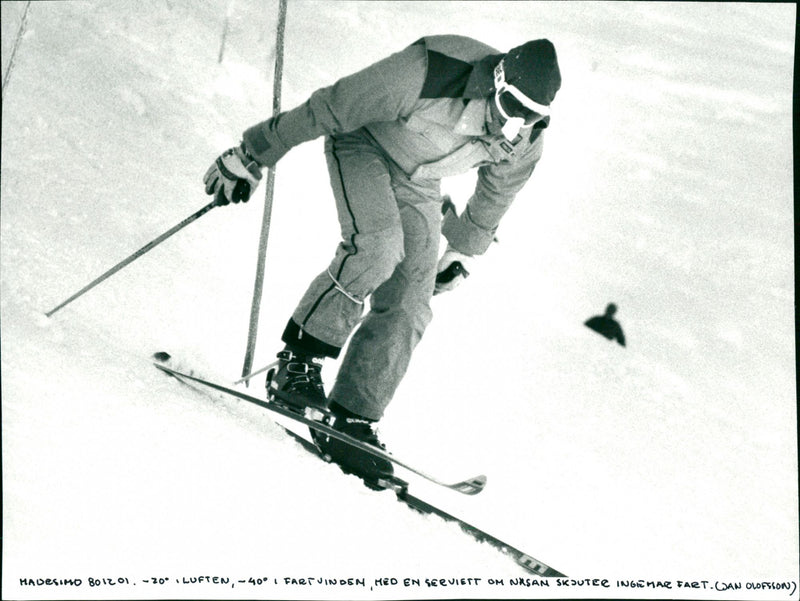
[242, 43, 427, 168]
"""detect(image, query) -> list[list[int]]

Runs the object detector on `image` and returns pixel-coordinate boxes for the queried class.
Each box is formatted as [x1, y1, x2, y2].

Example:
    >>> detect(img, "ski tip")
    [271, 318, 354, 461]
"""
[152, 351, 172, 362]
[453, 474, 487, 495]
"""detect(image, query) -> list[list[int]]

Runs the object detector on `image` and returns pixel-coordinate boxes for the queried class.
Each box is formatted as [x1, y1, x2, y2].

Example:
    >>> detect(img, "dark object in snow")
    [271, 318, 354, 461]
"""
[584, 303, 626, 347]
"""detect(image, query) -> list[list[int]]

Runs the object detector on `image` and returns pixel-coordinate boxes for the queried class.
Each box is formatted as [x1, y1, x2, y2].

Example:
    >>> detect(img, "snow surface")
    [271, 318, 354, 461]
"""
[1, 1, 797, 600]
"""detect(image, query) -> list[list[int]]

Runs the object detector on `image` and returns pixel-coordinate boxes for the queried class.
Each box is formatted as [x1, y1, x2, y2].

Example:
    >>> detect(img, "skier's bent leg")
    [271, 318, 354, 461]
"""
[329, 199, 441, 421]
[284, 131, 404, 353]
[268, 131, 404, 417]
[284, 224, 405, 353]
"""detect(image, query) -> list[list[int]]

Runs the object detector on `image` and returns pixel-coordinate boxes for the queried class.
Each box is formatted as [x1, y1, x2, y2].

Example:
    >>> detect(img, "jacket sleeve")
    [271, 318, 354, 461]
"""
[242, 43, 427, 167]
[441, 135, 543, 255]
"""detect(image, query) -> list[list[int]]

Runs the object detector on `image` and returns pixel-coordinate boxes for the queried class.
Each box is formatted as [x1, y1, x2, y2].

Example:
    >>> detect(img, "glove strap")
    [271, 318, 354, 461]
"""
[215, 151, 241, 180]
[239, 141, 262, 167]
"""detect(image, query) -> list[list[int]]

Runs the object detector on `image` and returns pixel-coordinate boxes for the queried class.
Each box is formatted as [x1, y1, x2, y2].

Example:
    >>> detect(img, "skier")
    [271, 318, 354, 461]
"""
[204, 35, 562, 481]
[584, 303, 626, 347]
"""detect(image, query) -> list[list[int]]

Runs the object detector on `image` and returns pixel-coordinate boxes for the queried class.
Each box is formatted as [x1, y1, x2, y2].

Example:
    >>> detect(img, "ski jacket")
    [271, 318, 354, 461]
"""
[243, 35, 557, 255]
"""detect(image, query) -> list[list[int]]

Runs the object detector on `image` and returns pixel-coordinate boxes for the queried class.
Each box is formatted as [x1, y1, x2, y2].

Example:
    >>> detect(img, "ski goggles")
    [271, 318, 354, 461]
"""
[493, 61, 550, 139]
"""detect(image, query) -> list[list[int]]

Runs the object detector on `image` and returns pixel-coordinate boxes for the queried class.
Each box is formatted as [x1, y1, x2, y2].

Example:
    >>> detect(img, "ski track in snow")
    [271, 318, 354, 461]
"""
[1, 1, 797, 599]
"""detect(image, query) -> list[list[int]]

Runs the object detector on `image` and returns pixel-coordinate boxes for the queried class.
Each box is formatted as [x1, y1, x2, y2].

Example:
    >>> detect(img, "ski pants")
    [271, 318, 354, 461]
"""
[283, 128, 442, 421]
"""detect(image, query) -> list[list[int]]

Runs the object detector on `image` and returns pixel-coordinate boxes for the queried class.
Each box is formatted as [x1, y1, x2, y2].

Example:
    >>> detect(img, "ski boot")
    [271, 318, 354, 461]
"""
[266, 348, 329, 420]
[311, 401, 394, 483]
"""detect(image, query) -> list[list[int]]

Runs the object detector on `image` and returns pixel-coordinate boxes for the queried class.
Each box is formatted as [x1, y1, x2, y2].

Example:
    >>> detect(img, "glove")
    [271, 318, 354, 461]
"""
[434, 246, 473, 295]
[203, 144, 263, 205]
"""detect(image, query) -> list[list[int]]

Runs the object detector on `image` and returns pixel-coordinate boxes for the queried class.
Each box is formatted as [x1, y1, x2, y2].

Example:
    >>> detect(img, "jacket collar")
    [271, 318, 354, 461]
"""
[456, 55, 503, 136]
[454, 99, 490, 136]
[463, 54, 503, 99]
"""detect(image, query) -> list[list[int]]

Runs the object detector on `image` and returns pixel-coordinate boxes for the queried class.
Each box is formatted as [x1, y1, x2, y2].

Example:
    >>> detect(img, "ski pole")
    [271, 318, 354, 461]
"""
[240, 0, 289, 383]
[2, 1, 32, 100]
[45, 199, 219, 317]
[234, 359, 280, 385]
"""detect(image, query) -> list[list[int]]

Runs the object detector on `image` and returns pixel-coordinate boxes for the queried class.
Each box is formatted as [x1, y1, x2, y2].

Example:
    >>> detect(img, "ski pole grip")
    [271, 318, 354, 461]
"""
[435, 261, 469, 285]
[232, 179, 251, 203]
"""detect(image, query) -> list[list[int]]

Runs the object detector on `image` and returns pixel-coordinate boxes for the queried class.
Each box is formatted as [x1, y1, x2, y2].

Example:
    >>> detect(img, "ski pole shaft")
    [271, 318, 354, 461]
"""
[45, 200, 219, 317]
[240, 0, 288, 383]
[2, 1, 32, 100]
[234, 359, 279, 385]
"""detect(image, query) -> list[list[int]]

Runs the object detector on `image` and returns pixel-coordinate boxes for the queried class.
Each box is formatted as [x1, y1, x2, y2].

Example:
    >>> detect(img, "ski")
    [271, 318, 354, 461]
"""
[397, 489, 566, 577]
[153, 356, 563, 577]
[153, 360, 486, 495]
[258, 420, 565, 577]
